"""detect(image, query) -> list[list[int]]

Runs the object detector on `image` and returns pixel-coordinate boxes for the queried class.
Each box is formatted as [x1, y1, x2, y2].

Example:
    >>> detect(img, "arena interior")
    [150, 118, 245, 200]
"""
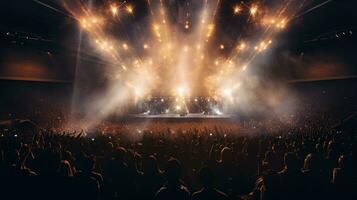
[0, 1, 356, 200]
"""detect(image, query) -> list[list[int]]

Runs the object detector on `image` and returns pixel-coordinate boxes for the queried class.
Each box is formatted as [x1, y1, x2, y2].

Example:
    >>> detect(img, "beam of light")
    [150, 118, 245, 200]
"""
[32, 0, 74, 19]
[62, 0, 305, 127]
[223, 88, 232, 97]
[176, 85, 189, 97]
[295, 0, 333, 18]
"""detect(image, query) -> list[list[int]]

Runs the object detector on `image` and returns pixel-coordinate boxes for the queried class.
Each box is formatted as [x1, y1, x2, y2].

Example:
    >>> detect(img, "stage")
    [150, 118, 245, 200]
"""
[115, 113, 234, 123]
[132, 113, 231, 119]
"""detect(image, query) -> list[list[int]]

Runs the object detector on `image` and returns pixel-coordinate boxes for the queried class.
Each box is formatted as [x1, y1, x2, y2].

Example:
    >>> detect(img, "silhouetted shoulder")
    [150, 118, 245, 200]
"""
[192, 188, 229, 200]
[154, 185, 190, 200]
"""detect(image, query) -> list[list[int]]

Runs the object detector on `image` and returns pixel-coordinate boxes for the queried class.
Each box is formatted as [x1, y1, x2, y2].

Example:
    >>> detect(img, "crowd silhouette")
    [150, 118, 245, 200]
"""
[0, 114, 356, 200]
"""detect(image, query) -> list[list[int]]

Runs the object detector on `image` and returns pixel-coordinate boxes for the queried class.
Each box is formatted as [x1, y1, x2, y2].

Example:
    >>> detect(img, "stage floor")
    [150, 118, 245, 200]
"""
[130, 113, 232, 119]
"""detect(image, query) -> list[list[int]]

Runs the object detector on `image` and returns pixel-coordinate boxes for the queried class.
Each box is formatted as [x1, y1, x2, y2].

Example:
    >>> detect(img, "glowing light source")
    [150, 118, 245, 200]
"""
[126, 5, 133, 14]
[110, 5, 118, 16]
[166, 44, 172, 49]
[223, 88, 232, 97]
[250, 5, 258, 16]
[214, 108, 223, 115]
[208, 24, 214, 30]
[233, 5, 242, 15]
[220, 44, 225, 50]
[276, 19, 287, 29]
[91, 17, 98, 24]
[238, 42, 246, 50]
[79, 16, 103, 30]
[80, 18, 88, 28]
[143, 44, 149, 49]
[134, 89, 141, 97]
[153, 24, 159, 31]
[175, 105, 181, 111]
[176, 86, 188, 97]
[206, 24, 214, 38]
[122, 43, 128, 50]
[185, 21, 190, 29]
[177, 87, 184, 96]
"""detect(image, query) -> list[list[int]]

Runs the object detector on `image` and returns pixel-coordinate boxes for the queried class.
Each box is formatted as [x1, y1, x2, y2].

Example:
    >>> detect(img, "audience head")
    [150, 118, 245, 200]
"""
[199, 166, 214, 188]
[58, 160, 73, 177]
[80, 155, 95, 173]
[220, 147, 232, 163]
[143, 155, 160, 174]
[284, 152, 299, 170]
[165, 158, 182, 183]
[303, 153, 318, 171]
[113, 147, 127, 162]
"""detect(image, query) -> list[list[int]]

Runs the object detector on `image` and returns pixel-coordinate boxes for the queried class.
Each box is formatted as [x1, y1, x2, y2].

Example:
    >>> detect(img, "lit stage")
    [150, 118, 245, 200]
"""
[115, 113, 234, 123]
[131, 113, 231, 119]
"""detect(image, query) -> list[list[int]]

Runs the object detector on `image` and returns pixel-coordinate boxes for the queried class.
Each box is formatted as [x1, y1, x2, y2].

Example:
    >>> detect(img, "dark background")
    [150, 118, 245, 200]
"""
[0, 0, 356, 120]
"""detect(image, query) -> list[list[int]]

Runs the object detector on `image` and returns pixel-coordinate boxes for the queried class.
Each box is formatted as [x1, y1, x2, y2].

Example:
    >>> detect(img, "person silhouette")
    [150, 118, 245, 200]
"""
[153, 158, 190, 200]
[192, 166, 229, 200]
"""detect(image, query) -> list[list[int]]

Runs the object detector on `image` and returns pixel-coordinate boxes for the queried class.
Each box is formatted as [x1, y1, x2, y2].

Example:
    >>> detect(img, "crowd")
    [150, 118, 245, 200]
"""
[0, 113, 356, 200]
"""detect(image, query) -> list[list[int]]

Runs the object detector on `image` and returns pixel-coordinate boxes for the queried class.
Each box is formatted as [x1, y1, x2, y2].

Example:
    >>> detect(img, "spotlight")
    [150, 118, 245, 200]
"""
[223, 88, 232, 97]
[122, 43, 128, 50]
[110, 5, 118, 16]
[175, 105, 181, 111]
[126, 5, 133, 14]
[91, 17, 98, 24]
[250, 5, 258, 16]
[153, 24, 159, 31]
[238, 42, 246, 50]
[233, 5, 242, 15]
[134, 89, 141, 97]
[177, 86, 187, 96]
[214, 108, 223, 115]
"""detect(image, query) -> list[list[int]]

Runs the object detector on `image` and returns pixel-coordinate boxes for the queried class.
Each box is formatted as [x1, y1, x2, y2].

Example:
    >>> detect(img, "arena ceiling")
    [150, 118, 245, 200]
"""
[0, 0, 356, 82]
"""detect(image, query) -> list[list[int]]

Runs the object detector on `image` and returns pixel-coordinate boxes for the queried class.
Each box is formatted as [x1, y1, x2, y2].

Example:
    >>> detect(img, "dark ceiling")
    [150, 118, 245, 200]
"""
[0, 0, 356, 81]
